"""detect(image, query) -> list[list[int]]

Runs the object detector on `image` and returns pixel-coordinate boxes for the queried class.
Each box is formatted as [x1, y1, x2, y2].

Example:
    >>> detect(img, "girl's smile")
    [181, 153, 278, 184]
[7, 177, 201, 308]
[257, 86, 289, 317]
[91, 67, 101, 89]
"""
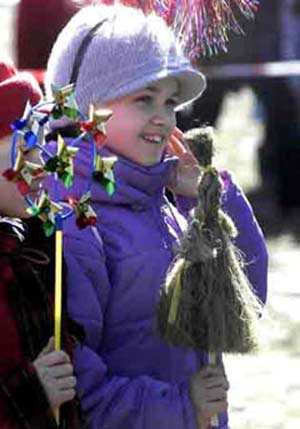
[102, 77, 179, 166]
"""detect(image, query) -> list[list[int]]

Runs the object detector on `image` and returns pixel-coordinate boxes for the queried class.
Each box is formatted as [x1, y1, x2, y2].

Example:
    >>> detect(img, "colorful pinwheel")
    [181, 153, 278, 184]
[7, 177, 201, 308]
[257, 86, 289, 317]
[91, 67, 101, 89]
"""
[5, 84, 117, 425]
[51, 83, 80, 121]
[93, 153, 117, 195]
[11, 101, 47, 150]
[44, 134, 79, 188]
[80, 105, 112, 148]
[26, 190, 63, 236]
[68, 192, 97, 229]
[3, 148, 44, 196]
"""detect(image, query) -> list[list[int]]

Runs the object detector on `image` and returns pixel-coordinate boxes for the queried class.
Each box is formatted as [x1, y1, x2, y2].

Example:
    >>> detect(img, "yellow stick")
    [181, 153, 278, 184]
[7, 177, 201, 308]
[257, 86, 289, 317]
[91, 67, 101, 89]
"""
[54, 227, 63, 351]
[54, 223, 63, 425]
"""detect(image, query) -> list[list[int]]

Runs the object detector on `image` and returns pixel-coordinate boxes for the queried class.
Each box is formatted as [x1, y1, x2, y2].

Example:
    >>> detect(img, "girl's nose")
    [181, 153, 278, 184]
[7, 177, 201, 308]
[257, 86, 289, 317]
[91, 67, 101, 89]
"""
[150, 108, 173, 128]
[150, 114, 165, 126]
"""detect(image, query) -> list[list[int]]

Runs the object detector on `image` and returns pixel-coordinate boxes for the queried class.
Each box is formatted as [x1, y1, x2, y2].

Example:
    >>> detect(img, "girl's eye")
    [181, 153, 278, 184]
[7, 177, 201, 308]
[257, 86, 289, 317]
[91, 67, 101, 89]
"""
[134, 95, 153, 104]
[166, 98, 178, 108]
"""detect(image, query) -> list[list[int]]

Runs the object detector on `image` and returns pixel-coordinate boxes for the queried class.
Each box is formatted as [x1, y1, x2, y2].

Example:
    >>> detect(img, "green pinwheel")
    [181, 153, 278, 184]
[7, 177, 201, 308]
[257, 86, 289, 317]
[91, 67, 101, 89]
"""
[51, 83, 79, 121]
[26, 190, 63, 236]
[93, 153, 117, 195]
[44, 134, 79, 188]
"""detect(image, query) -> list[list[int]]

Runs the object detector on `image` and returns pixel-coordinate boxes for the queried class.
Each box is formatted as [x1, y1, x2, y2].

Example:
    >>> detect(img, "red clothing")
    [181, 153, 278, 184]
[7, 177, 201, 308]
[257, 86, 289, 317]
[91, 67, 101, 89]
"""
[0, 218, 82, 429]
[0, 237, 23, 373]
[17, 0, 88, 69]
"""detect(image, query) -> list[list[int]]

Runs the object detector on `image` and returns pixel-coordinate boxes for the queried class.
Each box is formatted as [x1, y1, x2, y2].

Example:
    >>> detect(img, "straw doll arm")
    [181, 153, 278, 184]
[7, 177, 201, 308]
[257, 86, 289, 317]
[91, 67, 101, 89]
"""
[64, 229, 199, 429]
[220, 170, 268, 304]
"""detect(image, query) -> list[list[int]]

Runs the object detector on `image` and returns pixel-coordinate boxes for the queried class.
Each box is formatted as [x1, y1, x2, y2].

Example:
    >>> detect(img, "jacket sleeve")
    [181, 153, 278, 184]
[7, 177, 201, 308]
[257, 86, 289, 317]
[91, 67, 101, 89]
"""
[64, 226, 198, 429]
[220, 170, 268, 304]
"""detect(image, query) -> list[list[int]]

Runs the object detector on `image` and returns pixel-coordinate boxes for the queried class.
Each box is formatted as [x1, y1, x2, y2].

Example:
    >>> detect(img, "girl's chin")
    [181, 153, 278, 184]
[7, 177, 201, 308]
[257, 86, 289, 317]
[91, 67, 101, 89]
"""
[138, 155, 163, 166]
[139, 148, 165, 166]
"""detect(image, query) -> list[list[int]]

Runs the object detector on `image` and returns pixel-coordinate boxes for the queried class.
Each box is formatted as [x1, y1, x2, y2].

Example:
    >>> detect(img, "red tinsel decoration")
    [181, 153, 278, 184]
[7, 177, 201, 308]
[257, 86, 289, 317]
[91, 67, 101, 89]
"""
[92, 0, 259, 59]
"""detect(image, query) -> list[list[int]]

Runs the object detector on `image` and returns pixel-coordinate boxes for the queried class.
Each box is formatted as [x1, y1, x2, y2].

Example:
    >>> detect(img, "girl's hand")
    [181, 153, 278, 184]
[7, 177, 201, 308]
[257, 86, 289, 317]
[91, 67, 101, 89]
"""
[33, 337, 76, 413]
[166, 128, 201, 198]
[189, 365, 229, 428]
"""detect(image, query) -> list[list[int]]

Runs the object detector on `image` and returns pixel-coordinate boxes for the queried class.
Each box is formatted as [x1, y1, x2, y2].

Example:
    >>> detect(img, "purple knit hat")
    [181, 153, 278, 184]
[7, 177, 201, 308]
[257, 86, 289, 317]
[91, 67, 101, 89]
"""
[45, 4, 206, 116]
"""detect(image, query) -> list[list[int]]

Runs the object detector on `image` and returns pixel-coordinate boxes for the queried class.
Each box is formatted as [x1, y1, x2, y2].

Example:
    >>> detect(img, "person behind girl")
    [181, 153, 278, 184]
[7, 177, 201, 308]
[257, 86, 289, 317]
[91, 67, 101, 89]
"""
[45, 4, 268, 429]
[0, 61, 82, 428]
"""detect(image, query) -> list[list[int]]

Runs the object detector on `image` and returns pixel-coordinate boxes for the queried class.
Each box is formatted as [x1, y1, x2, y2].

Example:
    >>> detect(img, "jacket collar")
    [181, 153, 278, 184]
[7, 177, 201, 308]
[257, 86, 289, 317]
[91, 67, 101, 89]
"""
[93, 147, 177, 208]
[48, 139, 178, 209]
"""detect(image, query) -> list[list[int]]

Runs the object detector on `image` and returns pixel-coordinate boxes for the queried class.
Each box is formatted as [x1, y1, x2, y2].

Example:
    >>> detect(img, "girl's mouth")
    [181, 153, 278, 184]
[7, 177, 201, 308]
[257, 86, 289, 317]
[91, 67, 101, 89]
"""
[142, 134, 164, 144]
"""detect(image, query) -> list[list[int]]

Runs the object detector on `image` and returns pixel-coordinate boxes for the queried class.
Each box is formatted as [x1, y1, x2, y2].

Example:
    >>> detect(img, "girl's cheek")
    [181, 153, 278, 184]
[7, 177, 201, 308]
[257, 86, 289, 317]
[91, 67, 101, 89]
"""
[168, 111, 177, 130]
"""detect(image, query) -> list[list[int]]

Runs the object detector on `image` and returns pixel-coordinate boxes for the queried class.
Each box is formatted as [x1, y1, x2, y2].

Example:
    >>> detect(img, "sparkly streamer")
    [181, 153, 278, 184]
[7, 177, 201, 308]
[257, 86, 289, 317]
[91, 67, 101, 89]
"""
[101, 0, 259, 58]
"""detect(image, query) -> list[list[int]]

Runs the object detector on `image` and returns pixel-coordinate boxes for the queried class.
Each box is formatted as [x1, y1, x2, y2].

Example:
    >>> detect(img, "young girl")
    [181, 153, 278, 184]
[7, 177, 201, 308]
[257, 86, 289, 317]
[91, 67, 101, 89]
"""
[45, 4, 268, 429]
[0, 62, 81, 428]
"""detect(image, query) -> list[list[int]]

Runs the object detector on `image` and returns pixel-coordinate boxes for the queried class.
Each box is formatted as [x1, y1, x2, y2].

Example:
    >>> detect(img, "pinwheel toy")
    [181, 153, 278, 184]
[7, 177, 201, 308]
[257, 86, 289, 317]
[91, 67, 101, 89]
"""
[93, 153, 117, 196]
[3, 83, 115, 424]
[68, 191, 97, 229]
[44, 134, 79, 189]
[80, 104, 112, 148]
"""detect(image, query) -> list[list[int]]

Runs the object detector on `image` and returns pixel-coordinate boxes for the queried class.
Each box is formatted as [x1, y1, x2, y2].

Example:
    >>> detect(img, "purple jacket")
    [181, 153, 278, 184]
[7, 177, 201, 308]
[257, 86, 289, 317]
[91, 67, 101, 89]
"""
[50, 141, 267, 429]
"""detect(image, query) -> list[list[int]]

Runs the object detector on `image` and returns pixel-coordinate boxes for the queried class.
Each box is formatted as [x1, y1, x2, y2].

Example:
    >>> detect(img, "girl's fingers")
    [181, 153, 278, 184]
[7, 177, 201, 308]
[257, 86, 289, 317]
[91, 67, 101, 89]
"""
[206, 387, 228, 402]
[57, 375, 77, 389]
[173, 127, 184, 139]
[167, 134, 187, 155]
[204, 378, 228, 389]
[205, 399, 228, 415]
[35, 350, 70, 368]
[56, 388, 76, 403]
[47, 363, 74, 379]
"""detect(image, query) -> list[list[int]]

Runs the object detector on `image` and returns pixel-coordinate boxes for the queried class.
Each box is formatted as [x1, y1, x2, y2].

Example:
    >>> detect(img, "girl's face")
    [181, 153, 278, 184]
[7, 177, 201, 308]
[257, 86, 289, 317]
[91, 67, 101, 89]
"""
[102, 77, 179, 166]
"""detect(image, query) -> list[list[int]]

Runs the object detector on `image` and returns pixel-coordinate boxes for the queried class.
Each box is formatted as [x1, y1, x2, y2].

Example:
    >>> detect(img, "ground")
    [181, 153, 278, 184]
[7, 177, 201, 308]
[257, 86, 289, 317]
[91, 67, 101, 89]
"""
[215, 88, 300, 429]
[226, 234, 300, 429]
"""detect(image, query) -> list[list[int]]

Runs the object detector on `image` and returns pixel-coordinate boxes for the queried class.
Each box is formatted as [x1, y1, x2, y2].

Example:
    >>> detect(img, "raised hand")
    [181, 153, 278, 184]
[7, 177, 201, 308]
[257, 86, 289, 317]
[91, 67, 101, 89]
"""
[166, 128, 201, 198]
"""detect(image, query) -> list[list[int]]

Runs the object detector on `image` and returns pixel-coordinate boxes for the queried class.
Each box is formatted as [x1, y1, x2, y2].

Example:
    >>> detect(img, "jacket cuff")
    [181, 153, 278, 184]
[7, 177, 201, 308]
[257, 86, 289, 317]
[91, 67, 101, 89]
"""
[175, 195, 197, 216]
[0, 361, 57, 428]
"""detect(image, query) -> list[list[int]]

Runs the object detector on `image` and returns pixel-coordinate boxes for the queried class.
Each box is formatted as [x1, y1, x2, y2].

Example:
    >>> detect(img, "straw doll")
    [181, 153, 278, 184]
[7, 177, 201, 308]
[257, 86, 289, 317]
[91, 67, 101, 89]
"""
[158, 127, 264, 426]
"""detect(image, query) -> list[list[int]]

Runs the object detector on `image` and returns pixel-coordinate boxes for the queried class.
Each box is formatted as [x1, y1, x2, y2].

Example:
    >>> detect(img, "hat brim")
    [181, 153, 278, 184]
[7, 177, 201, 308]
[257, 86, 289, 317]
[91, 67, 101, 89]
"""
[100, 66, 206, 110]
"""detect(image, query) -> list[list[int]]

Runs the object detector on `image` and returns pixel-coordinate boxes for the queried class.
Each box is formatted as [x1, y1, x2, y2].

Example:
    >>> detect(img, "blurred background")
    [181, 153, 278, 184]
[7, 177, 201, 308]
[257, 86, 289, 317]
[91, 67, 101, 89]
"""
[1, 1, 300, 427]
